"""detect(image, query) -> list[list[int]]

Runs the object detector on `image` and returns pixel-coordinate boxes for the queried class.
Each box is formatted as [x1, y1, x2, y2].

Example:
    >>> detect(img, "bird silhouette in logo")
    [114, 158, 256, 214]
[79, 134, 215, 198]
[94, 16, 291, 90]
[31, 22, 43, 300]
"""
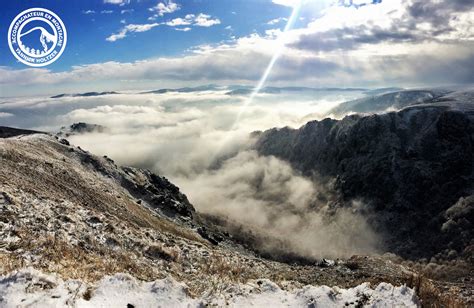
[18, 26, 57, 56]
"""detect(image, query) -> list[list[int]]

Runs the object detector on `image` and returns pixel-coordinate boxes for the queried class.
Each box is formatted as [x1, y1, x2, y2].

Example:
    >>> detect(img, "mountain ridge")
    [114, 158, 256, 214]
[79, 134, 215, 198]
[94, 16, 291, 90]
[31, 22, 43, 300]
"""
[255, 103, 474, 262]
[0, 128, 471, 306]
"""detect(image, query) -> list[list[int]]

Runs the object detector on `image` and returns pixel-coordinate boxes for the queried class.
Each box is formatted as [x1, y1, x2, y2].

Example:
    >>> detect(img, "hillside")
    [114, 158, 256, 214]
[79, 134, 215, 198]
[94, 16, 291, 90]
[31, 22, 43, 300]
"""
[256, 102, 473, 262]
[0, 128, 470, 306]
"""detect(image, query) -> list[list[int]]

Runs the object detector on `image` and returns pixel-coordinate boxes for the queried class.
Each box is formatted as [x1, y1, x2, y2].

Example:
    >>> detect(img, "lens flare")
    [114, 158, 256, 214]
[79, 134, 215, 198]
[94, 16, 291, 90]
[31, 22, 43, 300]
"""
[211, 1, 303, 163]
[232, 1, 303, 128]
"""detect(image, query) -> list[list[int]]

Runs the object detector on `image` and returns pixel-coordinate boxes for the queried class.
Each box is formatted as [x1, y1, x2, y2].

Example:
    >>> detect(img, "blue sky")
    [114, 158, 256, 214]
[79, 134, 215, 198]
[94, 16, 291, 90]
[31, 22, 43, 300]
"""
[0, 0, 473, 97]
[0, 0, 303, 71]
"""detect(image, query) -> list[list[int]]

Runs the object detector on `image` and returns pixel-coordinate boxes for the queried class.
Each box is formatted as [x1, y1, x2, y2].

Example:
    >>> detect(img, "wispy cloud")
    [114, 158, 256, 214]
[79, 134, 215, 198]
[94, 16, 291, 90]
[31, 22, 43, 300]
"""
[103, 0, 130, 6]
[163, 14, 220, 28]
[149, 0, 180, 16]
[175, 27, 192, 32]
[106, 23, 160, 42]
[101, 10, 114, 14]
[0, 112, 13, 118]
[164, 17, 192, 26]
[82, 10, 96, 15]
[267, 17, 287, 25]
[114, 12, 221, 39]
[272, 0, 301, 8]
[194, 14, 221, 27]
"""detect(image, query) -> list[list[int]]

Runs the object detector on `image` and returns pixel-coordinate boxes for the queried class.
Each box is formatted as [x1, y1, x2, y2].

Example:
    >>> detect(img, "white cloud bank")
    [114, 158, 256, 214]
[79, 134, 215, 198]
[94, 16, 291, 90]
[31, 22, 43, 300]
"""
[0, 89, 382, 258]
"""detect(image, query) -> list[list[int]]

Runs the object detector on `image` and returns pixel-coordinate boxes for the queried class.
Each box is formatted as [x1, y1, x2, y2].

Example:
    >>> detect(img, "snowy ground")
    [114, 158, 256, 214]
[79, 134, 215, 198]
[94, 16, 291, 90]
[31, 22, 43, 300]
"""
[0, 268, 419, 307]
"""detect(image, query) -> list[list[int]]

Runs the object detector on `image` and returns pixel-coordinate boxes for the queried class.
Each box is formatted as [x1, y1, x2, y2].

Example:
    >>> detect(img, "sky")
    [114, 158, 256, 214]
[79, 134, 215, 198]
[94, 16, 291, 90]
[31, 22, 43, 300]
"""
[0, 0, 473, 96]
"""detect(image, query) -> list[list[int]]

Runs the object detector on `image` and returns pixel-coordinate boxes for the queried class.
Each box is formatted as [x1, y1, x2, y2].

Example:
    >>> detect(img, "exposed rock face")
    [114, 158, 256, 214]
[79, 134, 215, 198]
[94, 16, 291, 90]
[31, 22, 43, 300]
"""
[120, 166, 195, 219]
[255, 105, 474, 260]
[58, 122, 108, 137]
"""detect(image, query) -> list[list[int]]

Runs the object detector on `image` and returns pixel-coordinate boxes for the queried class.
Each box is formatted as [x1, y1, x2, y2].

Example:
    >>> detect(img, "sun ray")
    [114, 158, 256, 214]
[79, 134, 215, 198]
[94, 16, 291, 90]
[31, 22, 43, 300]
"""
[210, 1, 303, 164]
[231, 1, 303, 129]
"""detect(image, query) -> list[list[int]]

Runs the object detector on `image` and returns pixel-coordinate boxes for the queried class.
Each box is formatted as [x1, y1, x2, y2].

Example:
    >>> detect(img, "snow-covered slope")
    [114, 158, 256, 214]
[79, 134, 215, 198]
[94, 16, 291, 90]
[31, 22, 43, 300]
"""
[0, 268, 418, 308]
[329, 88, 474, 117]
[0, 130, 470, 306]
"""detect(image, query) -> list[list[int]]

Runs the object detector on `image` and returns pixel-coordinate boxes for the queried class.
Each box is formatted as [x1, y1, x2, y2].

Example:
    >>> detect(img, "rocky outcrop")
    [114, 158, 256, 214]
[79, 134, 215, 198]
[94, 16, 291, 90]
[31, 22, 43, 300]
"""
[255, 104, 474, 261]
[120, 166, 195, 219]
[58, 122, 108, 137]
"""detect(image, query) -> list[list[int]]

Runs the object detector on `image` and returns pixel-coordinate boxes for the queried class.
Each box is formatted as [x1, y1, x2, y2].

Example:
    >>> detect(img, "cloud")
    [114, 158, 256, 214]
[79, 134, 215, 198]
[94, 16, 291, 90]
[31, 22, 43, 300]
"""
[267, 17, 288, 25]
[194, 14, 221, 27]
[0, 112, 13, 118]
[2, 0, 474, 93]
[178, 150, 380, 258]
[112, 13, 220, 41]
[164, 13, 220, 28]
[0, 90, 380, 258]
[164, 17, 192, 26]
[175, 27, 192, 32]
[101, 10, 114, 14]
[291, 25, 419, 52]
[120, 9, 134, 14]
[103, 0, 130, 5]
[149, 0, 180, 16]
[106, 23, 160, 41]
[272, 0, 301, 8]
[106, 32, 127, 42]
[338, 0, 383, 9]
[291, 0, 474, 52]
[82, 10, 96, 15]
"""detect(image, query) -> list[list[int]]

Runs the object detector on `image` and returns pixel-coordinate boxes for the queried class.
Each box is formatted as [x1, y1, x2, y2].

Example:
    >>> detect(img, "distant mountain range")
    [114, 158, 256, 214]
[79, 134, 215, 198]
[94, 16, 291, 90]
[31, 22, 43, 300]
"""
[50, 91, 119, 99]
[49, 85, 371, 98]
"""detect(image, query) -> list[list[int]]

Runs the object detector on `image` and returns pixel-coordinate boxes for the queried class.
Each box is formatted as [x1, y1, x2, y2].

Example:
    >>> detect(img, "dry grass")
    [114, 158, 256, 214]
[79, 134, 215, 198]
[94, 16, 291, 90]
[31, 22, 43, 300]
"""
[0, 254, 25, 274]
[202, 254, 247, 282]
[0, 232, 164, 282]
[145, 244, 181, 262]
[0, 138, 207, 247]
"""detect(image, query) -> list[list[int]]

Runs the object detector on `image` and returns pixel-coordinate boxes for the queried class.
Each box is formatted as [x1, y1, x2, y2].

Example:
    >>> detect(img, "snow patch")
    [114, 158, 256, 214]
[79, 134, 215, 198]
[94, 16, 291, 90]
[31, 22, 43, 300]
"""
[0, 268, 419, 307]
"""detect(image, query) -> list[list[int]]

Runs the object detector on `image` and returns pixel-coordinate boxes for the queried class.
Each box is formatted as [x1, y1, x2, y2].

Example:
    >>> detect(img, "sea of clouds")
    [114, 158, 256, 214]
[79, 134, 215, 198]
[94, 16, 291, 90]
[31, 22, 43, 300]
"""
[0, 88, 381, 258]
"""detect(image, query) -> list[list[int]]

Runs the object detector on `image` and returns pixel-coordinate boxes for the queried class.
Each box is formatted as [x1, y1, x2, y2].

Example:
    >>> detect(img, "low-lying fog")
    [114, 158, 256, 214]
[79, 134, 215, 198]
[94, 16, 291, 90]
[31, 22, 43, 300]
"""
[0, 88, 381, 258]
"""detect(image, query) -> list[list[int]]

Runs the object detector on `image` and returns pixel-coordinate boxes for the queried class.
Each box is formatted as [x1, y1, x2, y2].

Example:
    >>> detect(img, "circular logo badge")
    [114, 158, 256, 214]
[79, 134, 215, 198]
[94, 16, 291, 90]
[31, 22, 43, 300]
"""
[8, 8, 67, 67]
